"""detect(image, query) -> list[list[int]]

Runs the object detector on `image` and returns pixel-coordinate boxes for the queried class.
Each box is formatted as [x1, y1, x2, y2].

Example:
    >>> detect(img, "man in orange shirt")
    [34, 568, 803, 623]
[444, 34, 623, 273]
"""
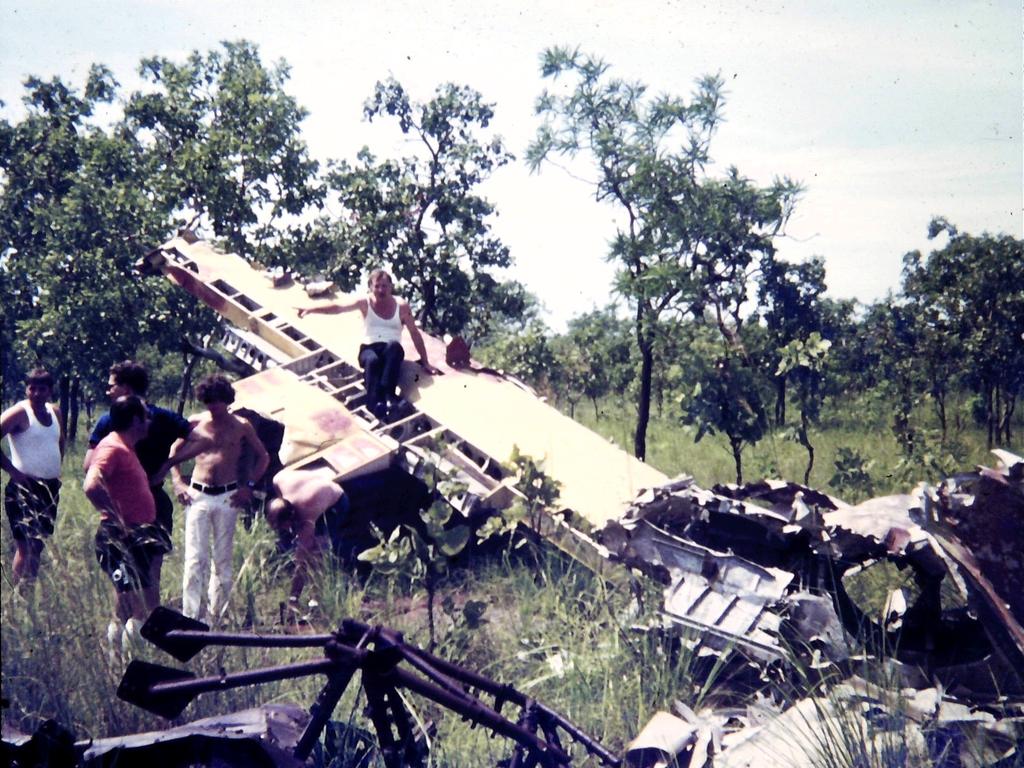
[84, 396, 167, 641]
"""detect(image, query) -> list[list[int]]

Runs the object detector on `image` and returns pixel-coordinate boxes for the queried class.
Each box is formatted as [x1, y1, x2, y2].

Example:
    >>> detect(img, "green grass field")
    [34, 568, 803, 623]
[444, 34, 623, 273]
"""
[2, 401, 1019, 765]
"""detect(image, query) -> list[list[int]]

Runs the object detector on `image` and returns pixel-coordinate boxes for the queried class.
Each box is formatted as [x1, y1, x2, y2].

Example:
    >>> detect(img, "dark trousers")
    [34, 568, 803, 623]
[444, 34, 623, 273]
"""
[358, 341, 405, 411]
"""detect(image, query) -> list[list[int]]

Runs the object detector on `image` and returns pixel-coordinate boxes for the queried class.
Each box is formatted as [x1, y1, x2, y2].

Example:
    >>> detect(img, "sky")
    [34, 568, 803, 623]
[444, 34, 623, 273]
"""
[2, 0, 1021, 329]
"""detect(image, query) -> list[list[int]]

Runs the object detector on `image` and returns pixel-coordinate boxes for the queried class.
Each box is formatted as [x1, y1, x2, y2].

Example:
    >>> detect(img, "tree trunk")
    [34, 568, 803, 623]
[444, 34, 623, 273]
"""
[68, 377, 81, 445]
[730, 436, 743, 484]
[986, 385, 996, 449]
[426, 566, 437, 653]
[799, 411, 814, 485]
[177, 352, 198, 416]
[933, 386, 947, 443]
[58, 376, 71, 440]
[774, 375, 787, 426]
[1001, 391, 1016, 444]
[591, 396, 600, 421]
[634, 341, 654, 462]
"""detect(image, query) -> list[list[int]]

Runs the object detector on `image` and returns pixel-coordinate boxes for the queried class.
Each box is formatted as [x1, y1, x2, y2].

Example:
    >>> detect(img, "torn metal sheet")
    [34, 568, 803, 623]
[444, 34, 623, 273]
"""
[603, 452, 1024, 701]
[630, 680, 1022, 768]
[82, 705, 308, 767]
[602, 519, 792, 661]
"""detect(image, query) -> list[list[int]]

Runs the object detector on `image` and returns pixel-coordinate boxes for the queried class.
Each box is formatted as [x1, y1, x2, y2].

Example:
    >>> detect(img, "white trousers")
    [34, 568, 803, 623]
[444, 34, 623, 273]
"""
[182, 491, 240, 621]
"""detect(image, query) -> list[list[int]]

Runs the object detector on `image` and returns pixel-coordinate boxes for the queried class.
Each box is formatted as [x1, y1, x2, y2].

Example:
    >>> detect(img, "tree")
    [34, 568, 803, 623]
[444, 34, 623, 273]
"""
[123, 40, 324, 262]
[901, 219, 1024, 446]
[0, 67, 169, 438]
[775, 332, 831, 484]
[528, 47, 799, 461]
[861, 298, 923, 454]
[550, 307, 635, 418]
[677, 324, 769, 483]
[3, 42, 324, 434]
[758, 256, 828, 426]
[327, 78, 520, 337]
[475, 320, 558, 393]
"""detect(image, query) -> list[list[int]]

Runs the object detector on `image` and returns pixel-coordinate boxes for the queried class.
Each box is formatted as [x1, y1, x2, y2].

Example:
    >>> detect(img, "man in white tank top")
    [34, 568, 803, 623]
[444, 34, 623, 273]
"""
[1, 368, 65, 581]
[297, 269, 442, 420]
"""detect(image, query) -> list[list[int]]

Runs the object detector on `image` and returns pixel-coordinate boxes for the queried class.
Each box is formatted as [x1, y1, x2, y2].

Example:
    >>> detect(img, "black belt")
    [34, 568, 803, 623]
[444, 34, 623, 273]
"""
[190, 481, 238, 495]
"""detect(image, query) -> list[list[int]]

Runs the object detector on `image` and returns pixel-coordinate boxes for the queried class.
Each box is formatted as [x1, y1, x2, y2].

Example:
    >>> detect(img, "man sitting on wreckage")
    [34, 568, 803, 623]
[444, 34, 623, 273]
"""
[297, 268, 442, 421]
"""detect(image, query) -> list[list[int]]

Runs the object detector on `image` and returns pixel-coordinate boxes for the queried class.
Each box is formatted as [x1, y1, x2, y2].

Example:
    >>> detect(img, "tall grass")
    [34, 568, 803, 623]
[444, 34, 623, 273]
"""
[3, 405, 1020, 764]
[569, 394, 1012, 497]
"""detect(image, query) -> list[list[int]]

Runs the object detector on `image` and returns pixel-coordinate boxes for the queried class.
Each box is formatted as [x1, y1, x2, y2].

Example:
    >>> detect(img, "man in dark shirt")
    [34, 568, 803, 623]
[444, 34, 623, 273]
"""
[85, 361, 195, 609]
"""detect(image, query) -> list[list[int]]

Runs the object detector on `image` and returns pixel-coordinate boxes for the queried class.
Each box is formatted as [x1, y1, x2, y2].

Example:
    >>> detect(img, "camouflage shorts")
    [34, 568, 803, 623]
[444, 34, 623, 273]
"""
[4, 477, 61, 545]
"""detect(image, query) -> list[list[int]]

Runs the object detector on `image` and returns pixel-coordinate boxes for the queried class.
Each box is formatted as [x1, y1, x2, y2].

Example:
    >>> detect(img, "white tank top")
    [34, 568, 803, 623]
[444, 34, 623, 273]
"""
[363, 300, 403, 344]
[8, 402, 61, 479]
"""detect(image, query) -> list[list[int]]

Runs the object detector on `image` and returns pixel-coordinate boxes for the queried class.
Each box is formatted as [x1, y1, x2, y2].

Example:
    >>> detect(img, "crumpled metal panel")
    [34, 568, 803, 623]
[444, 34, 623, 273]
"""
[602, 519, 792, 661]
[80, 704, 308, 767]
[628, 679, 1022, 768]
[931, 456, 1024, 625]
[603, 450, 1024, 701]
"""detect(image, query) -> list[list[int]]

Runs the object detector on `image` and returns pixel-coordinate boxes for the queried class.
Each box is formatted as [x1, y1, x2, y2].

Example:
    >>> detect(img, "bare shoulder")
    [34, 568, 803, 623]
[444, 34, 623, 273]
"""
[187, 412, 213, 436]
[234, 413, 262, 440]
[398, 299, 414, 321]
[0, 402, 29, 435]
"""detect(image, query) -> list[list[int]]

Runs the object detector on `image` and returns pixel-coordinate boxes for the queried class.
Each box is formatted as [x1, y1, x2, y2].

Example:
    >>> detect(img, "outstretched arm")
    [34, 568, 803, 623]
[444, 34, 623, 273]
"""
[399, 302, 443, 376]
[296, 297, 365, 318]
[166, 419, 208, 504]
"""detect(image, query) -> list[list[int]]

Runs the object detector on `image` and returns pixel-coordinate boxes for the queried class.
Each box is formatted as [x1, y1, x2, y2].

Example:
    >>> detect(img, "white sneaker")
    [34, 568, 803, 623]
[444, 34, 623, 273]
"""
[122, 618, 143, 658]
[105, 620, 123, 665]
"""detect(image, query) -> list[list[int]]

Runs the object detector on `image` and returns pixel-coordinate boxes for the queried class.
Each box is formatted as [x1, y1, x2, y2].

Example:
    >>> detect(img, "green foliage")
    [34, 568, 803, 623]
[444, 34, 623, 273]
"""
[503, 445, 562, 532]
[1, 41, 323, 425]
[0, 67, 176, 407]
[552, 307, 636, 417]
[776, 332, 832, 483]
[671, 323, 772, 483]
[474, 320, 558, 391]
[357, 440, 474, 649]
[125, 40, 323, 261]
[829, 447, 876, 501]
[902, 218, 1024, 447]
[529, 46, 800, 462]
[326, 78, 520, 337]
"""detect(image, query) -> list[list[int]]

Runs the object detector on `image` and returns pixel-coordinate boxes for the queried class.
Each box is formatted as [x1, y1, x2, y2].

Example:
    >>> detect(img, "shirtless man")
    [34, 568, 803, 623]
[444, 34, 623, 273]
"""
[297, 269, 442, 420]
[265, 466, 346, 614]
[1, 368, 64, 581]
[168, 375, 269, 621]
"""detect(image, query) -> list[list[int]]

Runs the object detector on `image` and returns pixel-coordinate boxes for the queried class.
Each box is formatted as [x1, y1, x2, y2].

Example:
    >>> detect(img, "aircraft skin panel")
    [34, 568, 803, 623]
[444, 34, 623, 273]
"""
[149, 237, 667, 527]
[231, 367, 397, 479]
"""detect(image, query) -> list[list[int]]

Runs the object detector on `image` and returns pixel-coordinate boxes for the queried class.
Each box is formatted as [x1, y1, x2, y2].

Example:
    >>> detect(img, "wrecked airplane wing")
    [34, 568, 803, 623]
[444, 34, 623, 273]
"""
[143, 235, 1023, 765]
[618, 452, 1023, 767]
[143, 234, 665, 531]
[602, 452, 1024, 700]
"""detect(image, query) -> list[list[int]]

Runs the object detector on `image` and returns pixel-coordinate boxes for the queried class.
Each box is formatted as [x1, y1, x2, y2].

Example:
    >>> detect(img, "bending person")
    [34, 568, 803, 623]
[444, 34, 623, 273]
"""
[297, 269, 441, 419]
[265, 466, 346, 617]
